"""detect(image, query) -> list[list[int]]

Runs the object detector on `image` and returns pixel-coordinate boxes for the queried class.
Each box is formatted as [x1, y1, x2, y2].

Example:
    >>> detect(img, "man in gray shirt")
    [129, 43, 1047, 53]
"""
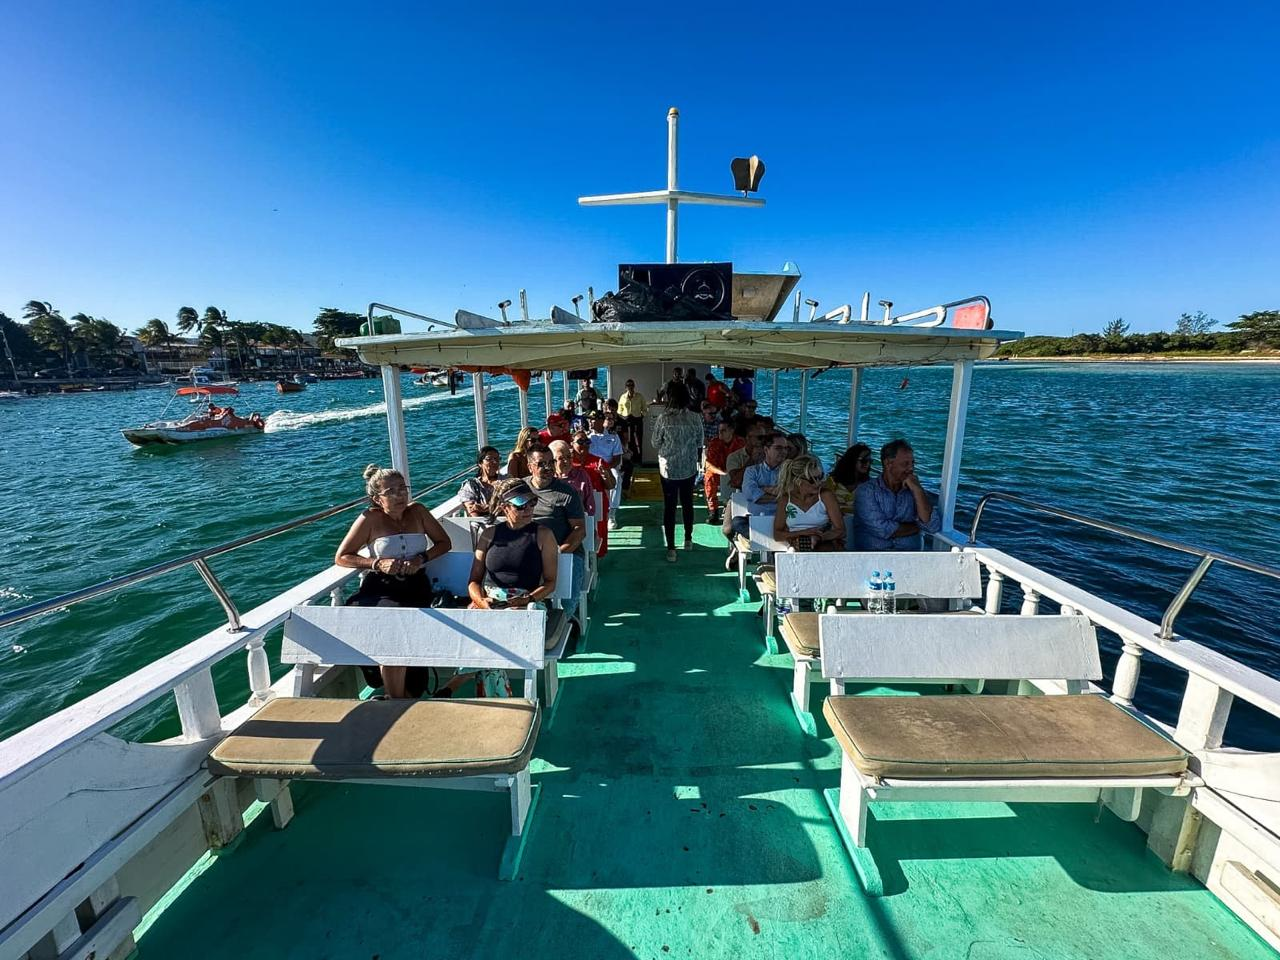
[527, 444, 587, 621]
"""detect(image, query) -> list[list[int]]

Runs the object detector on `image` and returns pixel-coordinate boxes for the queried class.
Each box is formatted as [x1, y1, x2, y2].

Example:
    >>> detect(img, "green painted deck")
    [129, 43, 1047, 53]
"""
[138, 501, 1275, 960]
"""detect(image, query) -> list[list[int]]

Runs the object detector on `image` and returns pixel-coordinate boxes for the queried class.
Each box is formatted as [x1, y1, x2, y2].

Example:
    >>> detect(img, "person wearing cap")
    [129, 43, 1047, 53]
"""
[587, 409, 624, 522]
[539, 413, 570, 445]
[468, 478, 559, 612]
[526, 443, 588, 622]
[571, 429, 614, 555]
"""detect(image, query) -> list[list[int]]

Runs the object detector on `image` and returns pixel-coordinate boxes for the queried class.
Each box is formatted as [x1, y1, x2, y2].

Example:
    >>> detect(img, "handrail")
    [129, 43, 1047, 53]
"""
[968, 491, 1280, 640]
[0, 465, 475, 634]
[886, 295, 992, 328]
[366, 302, 457, 332]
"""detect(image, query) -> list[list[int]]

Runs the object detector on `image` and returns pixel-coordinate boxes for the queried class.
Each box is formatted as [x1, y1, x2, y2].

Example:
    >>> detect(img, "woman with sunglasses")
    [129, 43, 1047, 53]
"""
[826, 442, 873, 514]
[468, 478, 559, 613]
[460, 445, 503, 517]
[773, 454, 845, 551]
[335, 464, 452, 698]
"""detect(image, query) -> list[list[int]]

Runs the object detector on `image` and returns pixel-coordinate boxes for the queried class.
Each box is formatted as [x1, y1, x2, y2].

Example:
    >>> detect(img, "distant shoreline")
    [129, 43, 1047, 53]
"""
[992, 354, 1280, 365]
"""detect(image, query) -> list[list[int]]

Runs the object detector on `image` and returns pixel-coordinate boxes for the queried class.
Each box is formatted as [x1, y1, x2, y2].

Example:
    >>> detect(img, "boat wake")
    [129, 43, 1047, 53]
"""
[263, 382, 517, 433]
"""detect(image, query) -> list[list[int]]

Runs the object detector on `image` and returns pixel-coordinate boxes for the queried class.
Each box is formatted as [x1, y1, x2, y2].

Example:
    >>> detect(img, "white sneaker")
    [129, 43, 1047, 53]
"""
[666, 548, 677, 562]
[608, 518, 618, 531]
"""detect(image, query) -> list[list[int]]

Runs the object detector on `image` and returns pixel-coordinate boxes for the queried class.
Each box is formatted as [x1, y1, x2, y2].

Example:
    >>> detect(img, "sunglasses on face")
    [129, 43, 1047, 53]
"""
[505, 498, 535, 510]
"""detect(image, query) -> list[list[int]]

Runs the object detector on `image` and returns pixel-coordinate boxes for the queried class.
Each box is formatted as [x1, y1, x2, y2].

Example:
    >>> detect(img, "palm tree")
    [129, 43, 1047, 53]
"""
[135, 318, 176, 373]
[176, 306, 200, 336]
[24, 301, 73, 369]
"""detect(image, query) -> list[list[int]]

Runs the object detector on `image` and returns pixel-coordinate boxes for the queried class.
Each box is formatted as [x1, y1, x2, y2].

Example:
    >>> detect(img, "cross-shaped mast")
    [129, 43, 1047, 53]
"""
[578, 107, 765, 264]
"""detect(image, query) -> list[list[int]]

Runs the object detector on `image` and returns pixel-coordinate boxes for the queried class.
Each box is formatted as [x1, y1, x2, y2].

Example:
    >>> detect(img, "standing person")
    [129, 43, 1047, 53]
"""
[651, 380, 703, 562]
[617, 378, 648, 481]
[732, 373, 755, 403]
[507, 426, 539, 479]
[460, 445, 503, 517]
[588, 410, 624, 524]
[705, 371, 728, 410]
[853, 438, 940, 550]
[773, 454, 845, 551]
[576, 378, 600, 415]
[526, 444, 588, 622]
[684, 368, 705, 410]
[335, 465, 452, 699]
[702, 419, 743, 525]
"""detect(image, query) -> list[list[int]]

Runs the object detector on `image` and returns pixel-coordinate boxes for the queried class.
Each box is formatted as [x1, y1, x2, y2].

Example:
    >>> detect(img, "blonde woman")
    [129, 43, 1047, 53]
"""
[335, 464, 451, 698]
[773, 454, 844, 551]
[506, 426, 538, 479]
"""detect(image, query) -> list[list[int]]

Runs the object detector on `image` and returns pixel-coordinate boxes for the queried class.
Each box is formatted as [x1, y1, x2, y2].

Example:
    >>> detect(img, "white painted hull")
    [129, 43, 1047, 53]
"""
[121, 424, 263, 446]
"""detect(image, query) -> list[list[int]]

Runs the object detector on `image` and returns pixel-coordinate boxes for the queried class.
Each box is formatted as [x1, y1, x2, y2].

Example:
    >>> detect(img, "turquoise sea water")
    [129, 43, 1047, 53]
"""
[1, 363, 1278, 748]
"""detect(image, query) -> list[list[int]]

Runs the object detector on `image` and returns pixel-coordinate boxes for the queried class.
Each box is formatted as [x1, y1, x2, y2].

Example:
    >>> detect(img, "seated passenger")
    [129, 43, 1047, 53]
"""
[460, 445, 503, 517]
[774, 454, 845, 551]
[507, 426, 538, 479]
[538, 413, 570, 445]
[702, 419, 742, 525]
[467, 478, 559, 611]
[826, 442, 872, 514]
[550, 439, 597, 523]
[335, 464, 452, 698]
[853, 438, 941, 550]
[526, 444, 588, 621]
[571, 430, 614, 552]
[728, 429, 790, 546]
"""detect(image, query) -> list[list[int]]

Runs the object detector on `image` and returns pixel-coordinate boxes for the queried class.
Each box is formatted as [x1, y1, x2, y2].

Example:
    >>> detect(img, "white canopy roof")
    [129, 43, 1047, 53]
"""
[336, 320, 1021, 372]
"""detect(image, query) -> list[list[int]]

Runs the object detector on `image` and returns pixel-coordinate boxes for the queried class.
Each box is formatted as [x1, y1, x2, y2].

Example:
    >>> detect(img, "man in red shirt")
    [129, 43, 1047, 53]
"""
[539, 413, 570, 445]
[571, 430, 615, 556]
[705, 371, 729, 410]
[702, 419, 744, 524]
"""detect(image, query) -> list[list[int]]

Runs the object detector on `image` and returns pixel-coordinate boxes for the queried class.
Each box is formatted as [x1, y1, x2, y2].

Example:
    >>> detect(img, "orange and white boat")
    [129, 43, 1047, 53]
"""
[122, 389, 264, 446]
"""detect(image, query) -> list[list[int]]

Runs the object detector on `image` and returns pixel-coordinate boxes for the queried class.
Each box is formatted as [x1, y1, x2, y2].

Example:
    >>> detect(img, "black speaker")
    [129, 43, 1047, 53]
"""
[618, 262, 733, 317]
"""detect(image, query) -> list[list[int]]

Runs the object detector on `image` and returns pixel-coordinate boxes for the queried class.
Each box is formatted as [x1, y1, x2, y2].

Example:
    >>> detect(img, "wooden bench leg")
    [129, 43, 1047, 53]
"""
[790, 660, 816, 735]
[498, 768, 541, 881]
[254, 777, 295, 829]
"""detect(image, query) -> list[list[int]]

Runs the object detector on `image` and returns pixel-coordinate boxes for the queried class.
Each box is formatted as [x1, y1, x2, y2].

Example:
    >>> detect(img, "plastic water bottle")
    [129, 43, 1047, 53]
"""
[884, 571, 897, 615]
[867, 570, 883, 615]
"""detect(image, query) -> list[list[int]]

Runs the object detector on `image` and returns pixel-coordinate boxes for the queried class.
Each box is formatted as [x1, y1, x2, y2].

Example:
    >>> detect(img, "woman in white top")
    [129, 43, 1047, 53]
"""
[773, 454, 845, 551]
[336, 464, 451, 698]
[650, 380, 705, 562]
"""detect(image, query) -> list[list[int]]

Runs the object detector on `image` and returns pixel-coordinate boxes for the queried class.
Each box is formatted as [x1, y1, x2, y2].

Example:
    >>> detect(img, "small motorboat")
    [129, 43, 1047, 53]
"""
[123, 392, 264, 446]
[411, 369, 464, 388]
[276, 376, 306, 394]
[0, 391, 26, 401]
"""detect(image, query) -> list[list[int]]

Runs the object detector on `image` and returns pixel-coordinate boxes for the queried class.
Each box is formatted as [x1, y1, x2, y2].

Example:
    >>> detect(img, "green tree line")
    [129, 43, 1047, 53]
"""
[1, 303, 369, 376]
[995, 310, 1280, 357]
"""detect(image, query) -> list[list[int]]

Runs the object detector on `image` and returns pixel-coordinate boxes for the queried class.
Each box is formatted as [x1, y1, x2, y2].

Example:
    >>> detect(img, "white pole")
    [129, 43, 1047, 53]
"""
[860, 292, 870, 324]
[519, 290, 529, 322]
[847, 367, 863, 446]
[771, 370, 779, 418]
[380, 364, 410, 492]
[666, 106, 679, 264]
[517, 385, 529, 429]
[471, 372, 488, 447]
[563, 370, 571, 408]
[792, 291, 801, 323]
[937, 359, 974, 533]
[798, 370, 809, 434]
[543, 371, 553, 416]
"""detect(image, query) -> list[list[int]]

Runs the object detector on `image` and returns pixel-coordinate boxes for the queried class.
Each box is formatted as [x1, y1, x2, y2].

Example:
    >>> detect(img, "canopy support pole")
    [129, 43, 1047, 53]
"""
[847, 367, 863, 446]
[937, 359, 973, 533]
[770, 370, 779, 419]
[471, 372, 488, 448]
[381, 364, 410, 492]
[798, 370, 809, 434]
[563, 370, 571, 409]
[666, 108, 679, 263]
[543, 372, 553, 418]
[517, 386, 529, 429]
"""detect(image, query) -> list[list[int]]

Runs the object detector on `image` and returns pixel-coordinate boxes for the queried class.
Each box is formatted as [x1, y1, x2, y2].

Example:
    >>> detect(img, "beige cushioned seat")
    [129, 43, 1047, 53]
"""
[779, 612, 819, 657]
[758, 570, 776, 595]
[823, 695, 1188, 779]
[734, 534, 751, 553]
[208, 697, 540, 780]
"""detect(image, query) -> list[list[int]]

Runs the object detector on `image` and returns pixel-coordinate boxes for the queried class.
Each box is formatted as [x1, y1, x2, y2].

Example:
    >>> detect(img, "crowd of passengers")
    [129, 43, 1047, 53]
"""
[333, 369, 938, 696]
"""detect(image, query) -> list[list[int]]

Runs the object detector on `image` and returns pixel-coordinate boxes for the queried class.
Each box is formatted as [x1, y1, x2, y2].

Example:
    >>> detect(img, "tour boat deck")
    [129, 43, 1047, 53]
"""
[136, 500, 1275, 959]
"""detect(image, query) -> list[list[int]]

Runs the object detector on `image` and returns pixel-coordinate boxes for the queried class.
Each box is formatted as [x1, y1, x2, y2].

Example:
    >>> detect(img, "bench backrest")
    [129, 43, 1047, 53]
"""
[439, 515, 486, 551]
[424, 546, 573, 601]
[775, 550, 981, 600]
[282, 605, 547, 670]
[818, 613, 1101, 682]
[748, 514, 787, 553]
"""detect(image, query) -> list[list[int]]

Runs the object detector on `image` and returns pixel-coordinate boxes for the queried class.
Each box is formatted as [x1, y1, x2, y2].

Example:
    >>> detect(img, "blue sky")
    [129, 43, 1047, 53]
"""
[1, 2, 1278, 338]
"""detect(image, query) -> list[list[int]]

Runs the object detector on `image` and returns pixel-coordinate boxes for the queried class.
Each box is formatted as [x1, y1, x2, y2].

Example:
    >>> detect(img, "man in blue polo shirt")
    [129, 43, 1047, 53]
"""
[853, 438, 941, 550]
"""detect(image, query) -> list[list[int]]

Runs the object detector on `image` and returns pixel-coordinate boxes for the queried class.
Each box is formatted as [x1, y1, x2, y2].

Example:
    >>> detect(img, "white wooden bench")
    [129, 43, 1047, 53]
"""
[420, 545, 575, 707]
[773, 551, 982, 731]
[733, 512, 787, 605]
[207, 605, 549, 879]
[817, 613, 1193, 895]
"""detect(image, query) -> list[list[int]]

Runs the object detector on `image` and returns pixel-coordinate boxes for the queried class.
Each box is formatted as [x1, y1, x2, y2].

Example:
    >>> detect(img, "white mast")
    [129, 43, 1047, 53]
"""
[578, 107, 764, 264]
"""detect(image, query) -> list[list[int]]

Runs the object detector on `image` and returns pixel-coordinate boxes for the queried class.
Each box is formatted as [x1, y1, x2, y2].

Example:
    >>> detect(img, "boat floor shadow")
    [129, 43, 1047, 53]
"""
[136, 501, 1276, 959]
